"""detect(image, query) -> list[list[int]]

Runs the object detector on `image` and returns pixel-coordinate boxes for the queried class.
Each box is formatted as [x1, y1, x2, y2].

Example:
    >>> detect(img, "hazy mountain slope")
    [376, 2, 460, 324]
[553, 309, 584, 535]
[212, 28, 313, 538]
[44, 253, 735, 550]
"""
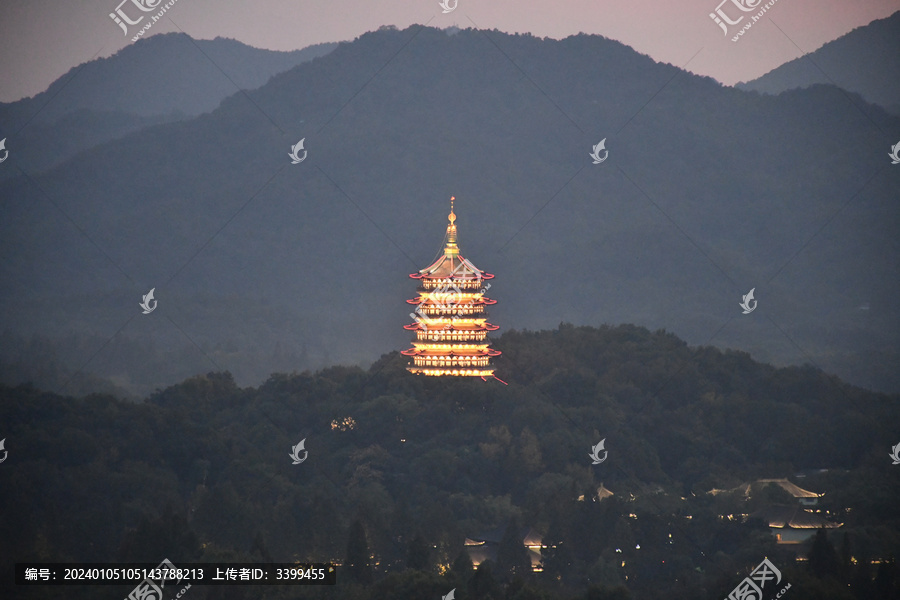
[736, 11, 900, 114]
[0, 26, 897, 397]
[0, 33, 337, 173]
[3, 108, 185, 174]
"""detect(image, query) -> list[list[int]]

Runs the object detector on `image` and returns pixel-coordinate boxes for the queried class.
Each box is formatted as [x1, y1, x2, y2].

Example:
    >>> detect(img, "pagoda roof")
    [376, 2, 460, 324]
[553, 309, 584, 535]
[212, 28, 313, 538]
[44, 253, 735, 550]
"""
[411, 252, 493, 281]
[406, 295, 496, 305]
[401, 348, 501, 357]
[403, 322, 499, 332]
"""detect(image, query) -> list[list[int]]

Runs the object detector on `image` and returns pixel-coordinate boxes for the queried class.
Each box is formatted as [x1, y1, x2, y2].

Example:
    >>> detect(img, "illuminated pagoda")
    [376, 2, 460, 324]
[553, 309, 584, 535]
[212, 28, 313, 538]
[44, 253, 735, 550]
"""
[402, 197, 500, 377]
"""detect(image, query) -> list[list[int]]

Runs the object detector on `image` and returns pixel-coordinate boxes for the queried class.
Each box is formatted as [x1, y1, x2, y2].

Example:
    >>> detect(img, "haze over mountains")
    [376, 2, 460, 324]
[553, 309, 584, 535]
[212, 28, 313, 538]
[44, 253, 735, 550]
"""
[737, 11, 900, 115]
[1, 23, 898, 398]
[0, 33, 336, 172]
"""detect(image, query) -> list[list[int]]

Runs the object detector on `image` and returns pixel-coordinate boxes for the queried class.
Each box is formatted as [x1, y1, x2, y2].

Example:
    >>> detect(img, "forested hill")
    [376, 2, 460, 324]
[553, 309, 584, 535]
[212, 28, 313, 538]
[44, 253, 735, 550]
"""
[2, 324, 898, 599]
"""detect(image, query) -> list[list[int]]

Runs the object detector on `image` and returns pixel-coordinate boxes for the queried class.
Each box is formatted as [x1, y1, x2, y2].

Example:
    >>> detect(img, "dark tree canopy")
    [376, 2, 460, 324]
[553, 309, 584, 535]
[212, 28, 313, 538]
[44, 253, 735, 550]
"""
[1, 324, 898, 600]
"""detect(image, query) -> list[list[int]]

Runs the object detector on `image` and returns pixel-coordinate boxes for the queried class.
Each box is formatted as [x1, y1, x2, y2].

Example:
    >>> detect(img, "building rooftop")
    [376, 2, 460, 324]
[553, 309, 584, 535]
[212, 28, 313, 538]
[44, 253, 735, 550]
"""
[466, 526, 543, 547]
[749, 504, 842, 529]
[754, 478, 822, 499]
[709, 478, 823, 499]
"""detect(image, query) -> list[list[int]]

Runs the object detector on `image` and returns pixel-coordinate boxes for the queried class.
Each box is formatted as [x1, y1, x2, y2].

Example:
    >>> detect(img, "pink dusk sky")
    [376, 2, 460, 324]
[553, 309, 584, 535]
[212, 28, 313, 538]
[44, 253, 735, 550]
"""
[0, 0, 897, 103]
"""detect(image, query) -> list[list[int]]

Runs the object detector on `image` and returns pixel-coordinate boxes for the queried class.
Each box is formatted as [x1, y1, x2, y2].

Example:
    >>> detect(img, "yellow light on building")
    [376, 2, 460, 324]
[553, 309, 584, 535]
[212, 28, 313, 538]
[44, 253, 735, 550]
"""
[402, 197, 501, 377]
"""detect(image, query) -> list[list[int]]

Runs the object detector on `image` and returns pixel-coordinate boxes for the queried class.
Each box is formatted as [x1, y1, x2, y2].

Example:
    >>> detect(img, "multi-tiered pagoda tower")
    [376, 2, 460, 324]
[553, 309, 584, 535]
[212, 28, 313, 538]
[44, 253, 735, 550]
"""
[402, 198, 501, 376]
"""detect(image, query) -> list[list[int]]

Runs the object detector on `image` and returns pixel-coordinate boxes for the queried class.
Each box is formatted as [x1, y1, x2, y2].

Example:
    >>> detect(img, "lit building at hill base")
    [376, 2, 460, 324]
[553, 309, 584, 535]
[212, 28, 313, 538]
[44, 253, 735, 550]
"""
[402, 198, 500, 376]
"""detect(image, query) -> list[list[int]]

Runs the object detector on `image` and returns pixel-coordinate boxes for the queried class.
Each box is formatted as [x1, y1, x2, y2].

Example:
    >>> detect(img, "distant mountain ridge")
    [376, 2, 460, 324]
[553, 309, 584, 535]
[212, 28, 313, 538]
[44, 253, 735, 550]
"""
[1, 33, 338, 121]
[736, 11, 900, 114]
[0, 33, 337, 172]
[0, 26, 897, 398]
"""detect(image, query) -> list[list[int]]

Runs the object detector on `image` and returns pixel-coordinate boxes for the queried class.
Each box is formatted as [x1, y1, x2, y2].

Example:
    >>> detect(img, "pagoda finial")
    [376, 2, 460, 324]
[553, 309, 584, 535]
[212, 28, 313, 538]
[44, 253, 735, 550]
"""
[444, 196, 459, 255]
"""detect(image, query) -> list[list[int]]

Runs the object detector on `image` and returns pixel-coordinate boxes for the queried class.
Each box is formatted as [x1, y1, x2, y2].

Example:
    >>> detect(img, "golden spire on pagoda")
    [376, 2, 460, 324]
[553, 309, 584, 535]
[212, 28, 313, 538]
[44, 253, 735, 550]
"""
[445, 196, 459, 256]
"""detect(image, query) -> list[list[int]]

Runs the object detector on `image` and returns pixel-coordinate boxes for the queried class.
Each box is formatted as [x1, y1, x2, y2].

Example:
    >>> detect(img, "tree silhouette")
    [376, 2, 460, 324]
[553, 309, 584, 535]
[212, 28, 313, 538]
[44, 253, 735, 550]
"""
[874, 558, 898, 598]
[406, 533, 431, 571]
[345, 519, 373, 584]
[469, 560, 501, 599]
[497, 518, 531, 581]
[116, 506, 200, 563]
[808, 529, 840, 580]
[250, 531, 273, 563]
[583, 585, 632, 600]
[451, 549, 474, 583]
